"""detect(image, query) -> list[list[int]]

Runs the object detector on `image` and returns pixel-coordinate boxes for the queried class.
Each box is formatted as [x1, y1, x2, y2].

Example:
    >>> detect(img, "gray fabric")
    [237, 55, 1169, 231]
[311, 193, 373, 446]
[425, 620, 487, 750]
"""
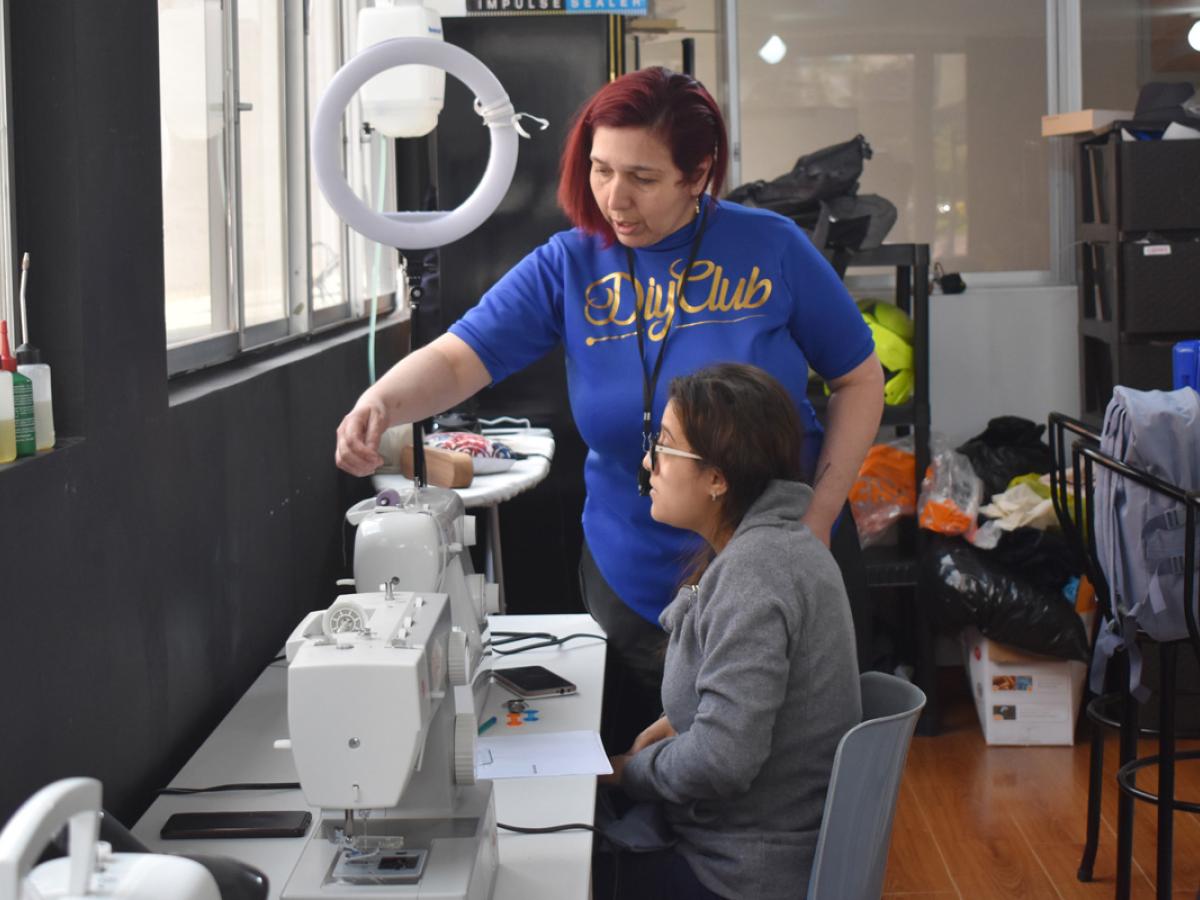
[621, 480, 861, 900]
[1092, 386, 1200, 697]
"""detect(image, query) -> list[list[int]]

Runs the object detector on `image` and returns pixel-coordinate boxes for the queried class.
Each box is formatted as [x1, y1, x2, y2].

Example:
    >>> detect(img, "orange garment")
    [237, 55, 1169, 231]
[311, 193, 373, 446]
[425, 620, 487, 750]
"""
[850, 443, 917, 512]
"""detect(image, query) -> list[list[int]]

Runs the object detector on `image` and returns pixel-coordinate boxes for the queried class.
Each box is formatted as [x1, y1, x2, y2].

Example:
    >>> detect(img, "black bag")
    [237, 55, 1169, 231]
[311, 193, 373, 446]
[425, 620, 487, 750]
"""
[956, 416, 1052, 500]
[727, 134, 872, 223]
[727, 135, 897, 276]
[924, 536, 1090, 662]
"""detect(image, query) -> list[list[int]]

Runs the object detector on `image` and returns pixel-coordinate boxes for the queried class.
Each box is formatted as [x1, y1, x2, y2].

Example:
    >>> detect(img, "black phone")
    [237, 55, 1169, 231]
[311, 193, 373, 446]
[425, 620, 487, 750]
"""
[491, 665, 578, 698]
[160, 810, 312, 840]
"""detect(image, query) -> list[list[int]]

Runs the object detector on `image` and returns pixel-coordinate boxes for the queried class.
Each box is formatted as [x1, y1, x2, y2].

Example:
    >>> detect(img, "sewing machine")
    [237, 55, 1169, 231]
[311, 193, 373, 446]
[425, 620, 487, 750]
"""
[346, 485, 498, 691]
[277, 587, 497, 899]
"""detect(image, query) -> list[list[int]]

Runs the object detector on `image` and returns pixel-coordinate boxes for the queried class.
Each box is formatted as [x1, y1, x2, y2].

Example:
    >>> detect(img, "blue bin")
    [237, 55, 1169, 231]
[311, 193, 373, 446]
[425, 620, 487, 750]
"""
[1174, 339, 1200, 391]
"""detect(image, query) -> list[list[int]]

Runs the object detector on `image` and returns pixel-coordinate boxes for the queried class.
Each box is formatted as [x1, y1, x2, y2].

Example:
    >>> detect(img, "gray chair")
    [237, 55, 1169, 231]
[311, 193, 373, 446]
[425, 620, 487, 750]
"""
[807, 671, 926, 900]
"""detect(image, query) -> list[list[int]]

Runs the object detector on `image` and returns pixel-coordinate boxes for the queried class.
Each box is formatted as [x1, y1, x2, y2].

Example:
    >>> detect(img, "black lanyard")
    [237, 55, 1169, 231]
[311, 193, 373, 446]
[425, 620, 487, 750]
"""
[628, 200, 710, 496]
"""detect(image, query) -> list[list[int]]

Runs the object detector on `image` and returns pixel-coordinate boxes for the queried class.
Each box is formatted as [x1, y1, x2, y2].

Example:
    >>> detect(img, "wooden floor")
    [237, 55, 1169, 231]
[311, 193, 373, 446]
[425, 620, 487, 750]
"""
[882, 672, 1200, 899]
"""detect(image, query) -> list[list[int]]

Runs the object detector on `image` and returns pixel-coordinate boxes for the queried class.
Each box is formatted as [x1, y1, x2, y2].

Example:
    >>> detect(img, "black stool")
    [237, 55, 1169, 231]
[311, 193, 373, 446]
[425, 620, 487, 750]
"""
[1062, 431, 1200, 899]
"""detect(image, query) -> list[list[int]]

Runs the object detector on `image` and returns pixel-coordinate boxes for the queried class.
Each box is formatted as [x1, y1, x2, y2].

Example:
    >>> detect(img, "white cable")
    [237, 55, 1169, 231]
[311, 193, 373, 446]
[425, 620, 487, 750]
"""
[478, 416, 532, 429]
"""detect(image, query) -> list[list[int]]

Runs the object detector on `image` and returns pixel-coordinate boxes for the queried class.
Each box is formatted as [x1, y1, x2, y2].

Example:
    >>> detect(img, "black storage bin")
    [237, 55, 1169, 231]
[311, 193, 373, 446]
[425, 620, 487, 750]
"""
[1119, 139, 1200, 232]
[1117, 340, 1178, 391]
[1074, 127, 1200, 426]
[1120, 240, 1200, 333]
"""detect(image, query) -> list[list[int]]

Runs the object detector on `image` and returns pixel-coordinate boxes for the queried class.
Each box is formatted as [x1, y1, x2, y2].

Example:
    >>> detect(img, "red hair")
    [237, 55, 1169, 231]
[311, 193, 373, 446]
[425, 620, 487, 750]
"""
[557, 67, 729, 242]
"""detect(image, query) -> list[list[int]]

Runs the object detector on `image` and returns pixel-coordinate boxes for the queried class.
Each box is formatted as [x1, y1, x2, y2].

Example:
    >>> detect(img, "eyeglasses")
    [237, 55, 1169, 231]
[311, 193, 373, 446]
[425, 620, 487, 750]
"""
[649, 433, 704, 472]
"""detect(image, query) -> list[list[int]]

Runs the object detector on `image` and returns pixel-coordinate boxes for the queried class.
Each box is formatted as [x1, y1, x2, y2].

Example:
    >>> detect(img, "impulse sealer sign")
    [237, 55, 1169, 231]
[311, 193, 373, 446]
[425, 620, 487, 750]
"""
[466, 0, 648, 13]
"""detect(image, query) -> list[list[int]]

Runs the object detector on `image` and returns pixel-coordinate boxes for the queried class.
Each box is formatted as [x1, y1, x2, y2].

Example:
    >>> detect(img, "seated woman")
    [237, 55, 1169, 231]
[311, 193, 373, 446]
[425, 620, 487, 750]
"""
[600, 362, 862, 900]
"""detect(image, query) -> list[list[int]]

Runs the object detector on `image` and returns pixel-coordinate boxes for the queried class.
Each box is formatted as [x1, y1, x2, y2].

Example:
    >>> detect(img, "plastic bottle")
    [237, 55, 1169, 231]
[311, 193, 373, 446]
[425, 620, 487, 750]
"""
[16, 344, 54, 451]
[0, 365, 14, 463]
[356, 0, 445, 138]
[0, 322, 34, 457]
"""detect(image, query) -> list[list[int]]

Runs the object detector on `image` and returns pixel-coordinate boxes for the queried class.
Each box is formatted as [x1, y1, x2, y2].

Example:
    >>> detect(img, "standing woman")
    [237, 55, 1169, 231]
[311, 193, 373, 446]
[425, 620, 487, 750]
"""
[335, 66, 884, 742]
[599, 362, 862, 900]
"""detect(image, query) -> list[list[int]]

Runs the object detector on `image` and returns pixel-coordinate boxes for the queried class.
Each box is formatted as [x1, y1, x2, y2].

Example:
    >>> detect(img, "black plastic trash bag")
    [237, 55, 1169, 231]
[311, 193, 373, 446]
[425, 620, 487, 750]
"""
[956, 416, 1052, 500]
[986, 527, 1081, 594]
[924, 535, 1089, 662]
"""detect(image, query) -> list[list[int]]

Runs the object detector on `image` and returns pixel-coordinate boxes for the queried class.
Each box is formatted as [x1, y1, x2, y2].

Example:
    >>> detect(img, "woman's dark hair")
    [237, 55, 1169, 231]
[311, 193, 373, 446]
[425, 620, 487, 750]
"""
[669, 362, 806, 553]
[557, 66, 729, 243]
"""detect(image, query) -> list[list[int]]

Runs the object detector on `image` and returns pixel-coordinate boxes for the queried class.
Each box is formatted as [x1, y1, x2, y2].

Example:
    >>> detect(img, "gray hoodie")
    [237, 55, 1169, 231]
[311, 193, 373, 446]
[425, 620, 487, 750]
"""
[621, 480, 861, 900]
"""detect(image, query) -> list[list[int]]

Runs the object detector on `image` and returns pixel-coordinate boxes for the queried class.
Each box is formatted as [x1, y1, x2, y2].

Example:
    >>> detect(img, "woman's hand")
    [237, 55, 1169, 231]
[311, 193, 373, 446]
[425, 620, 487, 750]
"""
[628, 715, 676, 755]
[333, 334, 493, 478]
[335, 392, 389, 476]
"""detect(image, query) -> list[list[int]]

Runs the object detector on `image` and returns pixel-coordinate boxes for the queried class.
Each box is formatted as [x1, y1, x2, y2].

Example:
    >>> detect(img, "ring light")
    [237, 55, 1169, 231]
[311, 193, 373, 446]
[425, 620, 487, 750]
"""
[312, 38, 518, 250]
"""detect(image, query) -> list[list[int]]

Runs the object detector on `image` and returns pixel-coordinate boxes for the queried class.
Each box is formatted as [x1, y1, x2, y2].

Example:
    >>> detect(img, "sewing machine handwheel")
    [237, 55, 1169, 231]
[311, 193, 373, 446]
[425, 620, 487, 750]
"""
[454, 714, 477, 786]
[448, 629, 471, 685]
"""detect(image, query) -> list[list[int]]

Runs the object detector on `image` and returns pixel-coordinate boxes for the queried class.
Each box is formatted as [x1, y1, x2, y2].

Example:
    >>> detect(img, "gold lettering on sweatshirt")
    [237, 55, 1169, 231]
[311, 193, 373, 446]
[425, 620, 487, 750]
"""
[583, 257, 774, 346]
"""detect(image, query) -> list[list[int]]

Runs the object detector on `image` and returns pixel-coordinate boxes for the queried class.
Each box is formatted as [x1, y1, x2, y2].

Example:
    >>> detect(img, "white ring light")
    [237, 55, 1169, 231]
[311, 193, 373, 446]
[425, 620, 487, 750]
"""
[312, 38, 518, 250]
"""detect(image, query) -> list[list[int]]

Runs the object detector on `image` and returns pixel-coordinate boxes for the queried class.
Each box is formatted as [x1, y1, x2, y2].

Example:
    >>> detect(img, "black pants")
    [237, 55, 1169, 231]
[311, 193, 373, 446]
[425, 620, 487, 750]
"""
[579, 506, 874, 752]
[592, 847, 727, 900]
[578, 542, 668, 754]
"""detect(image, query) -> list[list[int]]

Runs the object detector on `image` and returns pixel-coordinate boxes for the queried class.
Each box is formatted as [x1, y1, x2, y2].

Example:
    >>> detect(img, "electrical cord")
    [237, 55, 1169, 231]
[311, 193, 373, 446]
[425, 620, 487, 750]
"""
[499, 820, 633, 900]
[487, 631, 607, 655]
[497, 821, 598, 836]
[159, 782, 300, 796]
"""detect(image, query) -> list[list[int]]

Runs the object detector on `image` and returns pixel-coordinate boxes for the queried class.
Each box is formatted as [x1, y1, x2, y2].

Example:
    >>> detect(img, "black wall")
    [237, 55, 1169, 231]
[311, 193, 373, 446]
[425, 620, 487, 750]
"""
[0, 1, 402, 825]
[437, 15, 611, 614]
[0, 4, 615, 828]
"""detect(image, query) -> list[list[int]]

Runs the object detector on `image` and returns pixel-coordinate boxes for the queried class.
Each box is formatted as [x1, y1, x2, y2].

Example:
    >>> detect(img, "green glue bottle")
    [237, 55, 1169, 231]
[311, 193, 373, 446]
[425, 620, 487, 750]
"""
[0, 321, 34, 457]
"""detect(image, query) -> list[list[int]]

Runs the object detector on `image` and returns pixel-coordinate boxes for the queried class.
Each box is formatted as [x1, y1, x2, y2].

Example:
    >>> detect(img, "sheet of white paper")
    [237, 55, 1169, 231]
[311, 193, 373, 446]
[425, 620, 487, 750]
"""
[475, 730, 613, 779]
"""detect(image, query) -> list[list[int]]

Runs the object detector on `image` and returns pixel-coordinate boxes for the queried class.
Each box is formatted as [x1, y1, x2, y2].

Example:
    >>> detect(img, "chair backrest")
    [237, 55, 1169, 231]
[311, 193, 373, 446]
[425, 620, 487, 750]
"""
[807, 671, 926, 900]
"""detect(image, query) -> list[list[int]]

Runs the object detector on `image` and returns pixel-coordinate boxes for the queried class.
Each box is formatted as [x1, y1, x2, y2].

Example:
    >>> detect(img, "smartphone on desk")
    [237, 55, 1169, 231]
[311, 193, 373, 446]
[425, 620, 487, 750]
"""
[160, 810, 312, 840]
[492, 665, 578, 698]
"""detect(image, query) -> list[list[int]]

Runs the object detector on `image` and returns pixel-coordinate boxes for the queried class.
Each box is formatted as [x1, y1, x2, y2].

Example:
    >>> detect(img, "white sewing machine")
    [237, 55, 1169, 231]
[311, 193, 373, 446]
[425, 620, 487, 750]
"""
[346, 485, 498, 692]
[277, 588, 497, 899]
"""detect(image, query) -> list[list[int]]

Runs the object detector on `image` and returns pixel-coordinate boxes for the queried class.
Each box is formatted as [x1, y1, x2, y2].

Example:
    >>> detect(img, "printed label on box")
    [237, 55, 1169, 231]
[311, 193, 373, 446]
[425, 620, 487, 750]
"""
[992, 675, 1033, 692]
[1012, 704, 1069, 723]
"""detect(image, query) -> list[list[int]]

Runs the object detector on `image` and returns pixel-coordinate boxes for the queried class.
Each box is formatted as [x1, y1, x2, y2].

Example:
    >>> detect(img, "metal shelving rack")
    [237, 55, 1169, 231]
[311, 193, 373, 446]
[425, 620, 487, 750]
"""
[813, 242, 940, 732]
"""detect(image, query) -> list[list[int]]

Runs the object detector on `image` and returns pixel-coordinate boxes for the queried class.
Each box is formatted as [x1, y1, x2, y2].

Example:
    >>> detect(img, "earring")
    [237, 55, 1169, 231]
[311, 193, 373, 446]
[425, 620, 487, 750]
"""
[694, 195, 701, 215]
[710, 490, 719, 502]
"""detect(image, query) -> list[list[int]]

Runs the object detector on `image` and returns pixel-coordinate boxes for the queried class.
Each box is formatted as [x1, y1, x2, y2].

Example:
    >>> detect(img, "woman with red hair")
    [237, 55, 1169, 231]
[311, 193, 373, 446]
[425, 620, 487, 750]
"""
[336, 66, 884, 749]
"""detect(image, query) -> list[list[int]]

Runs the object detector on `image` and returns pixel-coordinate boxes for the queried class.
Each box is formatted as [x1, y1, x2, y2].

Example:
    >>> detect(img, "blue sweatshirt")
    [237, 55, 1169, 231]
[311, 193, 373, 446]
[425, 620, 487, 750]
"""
[449, 198, 873, 624]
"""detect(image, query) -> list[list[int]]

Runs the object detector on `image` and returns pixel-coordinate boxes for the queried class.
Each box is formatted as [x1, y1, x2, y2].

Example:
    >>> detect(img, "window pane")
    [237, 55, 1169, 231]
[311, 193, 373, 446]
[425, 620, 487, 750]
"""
[348, 132, 398, 316]
[737, 1, 1050, 273]
[309, 1, 347, 311]
[238, 0, 288, 328]
[159, 0, 228, 342]
[628, 0, 720, 91]
[1082, 1, 1142, 111]
[310, 2, 397, 316]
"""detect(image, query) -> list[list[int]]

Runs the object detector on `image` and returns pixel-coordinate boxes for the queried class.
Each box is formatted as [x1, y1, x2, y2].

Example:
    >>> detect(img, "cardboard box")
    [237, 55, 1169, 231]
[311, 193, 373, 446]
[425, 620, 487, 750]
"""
[962, 627, 1088, 745]
[1041, 108, 1131, 137]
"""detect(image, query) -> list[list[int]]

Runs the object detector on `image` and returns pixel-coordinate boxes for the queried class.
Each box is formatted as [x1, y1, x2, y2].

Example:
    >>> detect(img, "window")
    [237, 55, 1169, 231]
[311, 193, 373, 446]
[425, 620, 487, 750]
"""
[158, 0, 398, 376]
[732, 1, 1054, 276]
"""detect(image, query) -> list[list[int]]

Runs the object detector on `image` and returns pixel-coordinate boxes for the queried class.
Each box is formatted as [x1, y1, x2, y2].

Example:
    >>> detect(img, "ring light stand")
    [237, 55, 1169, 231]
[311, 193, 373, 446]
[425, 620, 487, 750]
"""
[313, 37, 522, 487]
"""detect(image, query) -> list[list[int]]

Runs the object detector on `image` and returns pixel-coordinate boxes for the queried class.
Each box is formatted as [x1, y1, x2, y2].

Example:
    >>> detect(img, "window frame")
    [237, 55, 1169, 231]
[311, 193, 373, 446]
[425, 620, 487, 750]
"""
[164, 0, 398, 377]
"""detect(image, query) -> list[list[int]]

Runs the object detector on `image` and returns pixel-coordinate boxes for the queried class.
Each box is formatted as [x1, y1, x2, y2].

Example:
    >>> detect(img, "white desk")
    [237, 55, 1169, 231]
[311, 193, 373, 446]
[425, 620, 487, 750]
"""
[373, 429, 556, 611]
[132, 613, 605, 900]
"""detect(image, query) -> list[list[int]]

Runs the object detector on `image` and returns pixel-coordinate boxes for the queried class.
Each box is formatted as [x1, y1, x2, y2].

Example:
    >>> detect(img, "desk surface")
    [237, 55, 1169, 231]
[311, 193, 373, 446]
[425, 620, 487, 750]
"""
[132, 614, 606, 900]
